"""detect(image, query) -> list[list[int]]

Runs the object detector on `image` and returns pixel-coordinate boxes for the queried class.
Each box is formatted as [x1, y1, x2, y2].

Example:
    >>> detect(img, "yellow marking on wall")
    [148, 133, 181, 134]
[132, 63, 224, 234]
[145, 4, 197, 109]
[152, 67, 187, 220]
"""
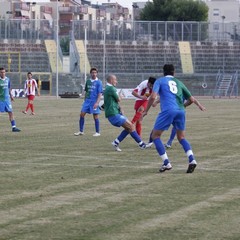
[75, 40, 91, 73]
[44, 40, 63, 72]
[178, 41, 194, 74]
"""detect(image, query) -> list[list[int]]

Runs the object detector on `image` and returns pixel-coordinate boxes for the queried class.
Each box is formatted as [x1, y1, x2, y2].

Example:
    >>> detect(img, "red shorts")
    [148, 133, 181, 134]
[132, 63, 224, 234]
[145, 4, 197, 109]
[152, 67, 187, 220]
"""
[134, 100, 148, 111]
[27, 95, 35, 101]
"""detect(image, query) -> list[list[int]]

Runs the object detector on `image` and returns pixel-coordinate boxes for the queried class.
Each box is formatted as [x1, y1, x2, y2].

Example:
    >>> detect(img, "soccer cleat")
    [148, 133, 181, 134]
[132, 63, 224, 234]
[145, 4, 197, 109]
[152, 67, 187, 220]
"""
[30, 112, 35, 115]
[165, 144, 172, 149]
[93, 132, 101, 137]
[74, 131, 84, 136]
[12, 127, 21, 132]
[159, 163, 172, 173]
[139, 142, 147, 149]
[22, 111, 27, 114]
[111, 141, 122, 152]
[186, 160, 197, 173]
[145, 142, 153, 148]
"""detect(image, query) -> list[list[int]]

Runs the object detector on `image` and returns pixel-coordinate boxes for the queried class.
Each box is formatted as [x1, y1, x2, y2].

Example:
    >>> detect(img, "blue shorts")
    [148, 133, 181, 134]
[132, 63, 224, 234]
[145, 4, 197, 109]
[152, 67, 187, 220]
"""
[154, 109, 186, 131]
[81, 99, 100, 115]
[0, 101, 13, 112]
[108, 114, 127, 127]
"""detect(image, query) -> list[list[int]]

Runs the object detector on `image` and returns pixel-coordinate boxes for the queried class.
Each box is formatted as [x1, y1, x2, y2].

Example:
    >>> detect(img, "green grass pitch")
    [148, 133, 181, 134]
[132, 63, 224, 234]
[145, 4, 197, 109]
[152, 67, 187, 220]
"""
[0, 97, 239, 240]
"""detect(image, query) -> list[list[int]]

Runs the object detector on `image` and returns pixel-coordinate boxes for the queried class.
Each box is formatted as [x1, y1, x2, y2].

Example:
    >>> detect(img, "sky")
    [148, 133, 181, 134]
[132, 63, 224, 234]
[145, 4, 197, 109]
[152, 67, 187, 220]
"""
[91, 0, 151, 10]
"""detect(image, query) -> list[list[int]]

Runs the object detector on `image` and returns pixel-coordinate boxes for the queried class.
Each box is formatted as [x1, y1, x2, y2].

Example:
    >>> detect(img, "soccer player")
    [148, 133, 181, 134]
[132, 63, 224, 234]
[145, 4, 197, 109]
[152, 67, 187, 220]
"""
[74, 67, 103, 137]
[131, 76, 156, 137]
[0, 67, 21, 132]
[104, 74, 147, 152]
[142, 64, 206, 173]
[22, 72, 40, 115]
[150, 97, 206, 149]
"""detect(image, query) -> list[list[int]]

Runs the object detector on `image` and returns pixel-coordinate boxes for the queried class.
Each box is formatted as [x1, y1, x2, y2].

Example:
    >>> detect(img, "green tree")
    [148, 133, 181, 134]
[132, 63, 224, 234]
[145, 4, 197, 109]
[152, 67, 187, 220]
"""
[140, 0, 208, 21]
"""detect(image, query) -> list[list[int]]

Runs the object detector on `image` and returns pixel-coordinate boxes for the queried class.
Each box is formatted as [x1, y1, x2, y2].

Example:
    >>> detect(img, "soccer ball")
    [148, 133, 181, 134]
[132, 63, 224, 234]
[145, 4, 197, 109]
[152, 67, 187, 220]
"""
[99, 100, 105, 111]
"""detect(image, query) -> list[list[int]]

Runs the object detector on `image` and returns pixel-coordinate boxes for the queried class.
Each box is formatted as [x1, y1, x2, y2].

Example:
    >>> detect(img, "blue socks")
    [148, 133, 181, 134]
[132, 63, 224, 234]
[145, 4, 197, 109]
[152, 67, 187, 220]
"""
[153, 138, 169, 165]
[94, 118, 100, 133]
[79, 117, 100, 133]
[117, 130, 129, 142]
[167, 127, 177, 145]
[148, 130, 153, 143]
[179, 139, 195, 162]
[115, 130, 142, 145]
[130, 131, 142, 143]
[79, 117, 84, 132]
[11, 120, 16, 128]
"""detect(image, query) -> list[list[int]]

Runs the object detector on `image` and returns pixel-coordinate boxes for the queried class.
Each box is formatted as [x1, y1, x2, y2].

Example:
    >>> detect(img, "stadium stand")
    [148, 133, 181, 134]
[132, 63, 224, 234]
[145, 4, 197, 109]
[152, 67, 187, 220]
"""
[190, 41, 240, 74]
[44, 40, 63, 73]
[0, 41, 50, 73]
[78, 40, 182, 75]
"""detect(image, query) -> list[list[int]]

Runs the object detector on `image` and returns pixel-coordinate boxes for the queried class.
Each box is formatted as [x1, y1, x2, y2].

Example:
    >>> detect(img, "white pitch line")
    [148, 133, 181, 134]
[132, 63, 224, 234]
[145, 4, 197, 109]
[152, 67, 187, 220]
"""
[1, 151, 239, 171]
[0, 161, 239, 172]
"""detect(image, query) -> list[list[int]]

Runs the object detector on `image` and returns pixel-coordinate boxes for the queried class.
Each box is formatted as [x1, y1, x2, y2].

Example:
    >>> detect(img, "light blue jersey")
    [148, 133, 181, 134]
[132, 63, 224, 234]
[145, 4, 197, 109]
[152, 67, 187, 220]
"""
[84, 79, 103, 101]
[81, 78, 103, 114]
[153, 75, 191, 112]
[153, 75, 192, 131]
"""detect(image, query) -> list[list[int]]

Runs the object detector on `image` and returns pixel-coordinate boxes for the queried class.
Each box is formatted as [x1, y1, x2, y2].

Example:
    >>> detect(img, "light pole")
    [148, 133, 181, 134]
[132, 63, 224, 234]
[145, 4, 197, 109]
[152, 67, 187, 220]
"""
[132, 3, 139, 41]
[84, 25, 87, 86]
[221, 15, 225, 41]
[5, 11, 13, 39]
[26, 2, 36, 40]
[56, 0, 59, 98]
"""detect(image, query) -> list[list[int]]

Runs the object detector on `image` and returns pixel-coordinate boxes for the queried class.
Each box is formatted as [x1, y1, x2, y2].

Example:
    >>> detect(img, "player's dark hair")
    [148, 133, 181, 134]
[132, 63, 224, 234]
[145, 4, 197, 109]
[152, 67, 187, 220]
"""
[90, 67, 98, 73]
[27, 72, 32, 75]
[148, 76, 156, 84]
[163, 64, 174, 76]
[0, 67, 5, 71]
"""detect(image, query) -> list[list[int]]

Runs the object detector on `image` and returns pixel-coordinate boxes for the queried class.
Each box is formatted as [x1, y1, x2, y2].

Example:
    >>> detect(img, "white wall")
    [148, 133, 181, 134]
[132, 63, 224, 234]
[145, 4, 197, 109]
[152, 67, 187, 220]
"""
[205, 0, 239, 40]
[0, 2, 11, 19]
[206, 0, 239, 23]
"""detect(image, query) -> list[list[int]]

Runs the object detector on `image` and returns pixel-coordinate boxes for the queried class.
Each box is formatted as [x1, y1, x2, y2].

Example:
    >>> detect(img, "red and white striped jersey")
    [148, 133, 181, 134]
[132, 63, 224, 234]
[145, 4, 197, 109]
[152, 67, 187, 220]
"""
[24, 79, 38, 96]
[133, 79, 152, 101]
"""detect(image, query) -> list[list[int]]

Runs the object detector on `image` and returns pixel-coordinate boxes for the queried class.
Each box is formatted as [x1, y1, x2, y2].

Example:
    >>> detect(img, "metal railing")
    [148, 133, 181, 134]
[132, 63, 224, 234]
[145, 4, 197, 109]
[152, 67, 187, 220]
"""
[1, 19, 240, 42]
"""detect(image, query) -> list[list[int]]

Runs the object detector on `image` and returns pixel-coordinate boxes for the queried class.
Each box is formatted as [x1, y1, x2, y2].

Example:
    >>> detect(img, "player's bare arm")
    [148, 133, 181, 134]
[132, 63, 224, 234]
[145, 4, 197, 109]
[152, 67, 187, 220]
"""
[94, 93, 102, 109]
[184, 97, 194, 108]
[152, 98, 160, 107]
[9, 90, 14, 102]
[132, 90, 147, 100]
[193, 98, 206, 111]
[142, 92, 156, 118]
[184, 97, 206, 111]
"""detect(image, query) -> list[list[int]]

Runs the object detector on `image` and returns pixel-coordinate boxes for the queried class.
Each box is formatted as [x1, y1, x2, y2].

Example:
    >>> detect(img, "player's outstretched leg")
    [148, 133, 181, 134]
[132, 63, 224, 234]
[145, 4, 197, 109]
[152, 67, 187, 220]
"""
[165, 127, 176, 149]
[179, 139, 197, 173]
[112, 130, 129, 152]
[153, 138, 172, 172]
[129, 131, 147, 149]
[145, 130, 153, 148]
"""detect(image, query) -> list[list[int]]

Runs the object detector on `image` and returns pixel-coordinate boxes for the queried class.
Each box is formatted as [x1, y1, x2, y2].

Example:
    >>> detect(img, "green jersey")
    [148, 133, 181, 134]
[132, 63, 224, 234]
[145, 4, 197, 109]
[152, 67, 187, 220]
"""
[104, 84, 120, 117]
[0, 77, 10, 101]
